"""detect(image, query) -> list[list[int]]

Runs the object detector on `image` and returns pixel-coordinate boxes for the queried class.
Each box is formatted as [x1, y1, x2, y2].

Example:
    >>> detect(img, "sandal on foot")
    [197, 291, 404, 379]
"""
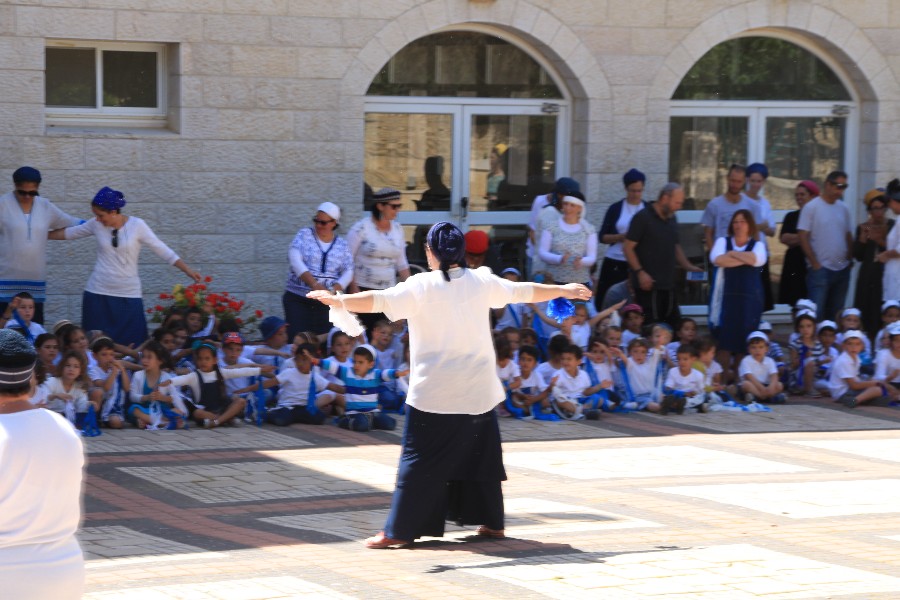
[364, 532, 410, 549]
[476, 525, 505, 538]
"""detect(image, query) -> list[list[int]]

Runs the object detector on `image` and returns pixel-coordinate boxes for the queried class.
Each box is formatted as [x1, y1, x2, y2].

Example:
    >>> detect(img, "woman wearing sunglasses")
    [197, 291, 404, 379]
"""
[283, 201, 353, 337]
[0, 166, 82, 325]
[347, 187, 411, 335]
[49, 187, 201, 347]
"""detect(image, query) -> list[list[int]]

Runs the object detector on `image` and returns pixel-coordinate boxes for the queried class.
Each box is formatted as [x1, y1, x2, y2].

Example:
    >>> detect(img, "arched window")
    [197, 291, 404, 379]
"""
[670, 37, 853, 212]
[668, 36, 856, 312]
[364, 31, 570, 273]
[367, 32, 563, 99]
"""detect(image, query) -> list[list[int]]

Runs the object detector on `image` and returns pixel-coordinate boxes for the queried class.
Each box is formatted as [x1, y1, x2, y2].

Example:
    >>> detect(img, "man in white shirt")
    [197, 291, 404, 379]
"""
[798, 170, 854, 323]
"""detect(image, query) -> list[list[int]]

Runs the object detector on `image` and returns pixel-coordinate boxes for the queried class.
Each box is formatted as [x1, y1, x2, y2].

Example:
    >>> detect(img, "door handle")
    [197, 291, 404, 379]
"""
[460, 196, 468, 220]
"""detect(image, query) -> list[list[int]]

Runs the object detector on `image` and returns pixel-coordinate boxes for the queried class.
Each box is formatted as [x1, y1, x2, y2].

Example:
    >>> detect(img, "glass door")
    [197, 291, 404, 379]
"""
[364, 101, 567, 273]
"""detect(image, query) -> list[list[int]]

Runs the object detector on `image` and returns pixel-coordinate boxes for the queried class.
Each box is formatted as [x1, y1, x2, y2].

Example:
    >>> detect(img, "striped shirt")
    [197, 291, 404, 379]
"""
[319, 358, 399, 411]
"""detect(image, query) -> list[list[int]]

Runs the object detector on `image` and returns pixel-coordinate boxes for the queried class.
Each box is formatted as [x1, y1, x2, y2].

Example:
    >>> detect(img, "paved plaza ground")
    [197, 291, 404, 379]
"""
[80, 397, 900, 599]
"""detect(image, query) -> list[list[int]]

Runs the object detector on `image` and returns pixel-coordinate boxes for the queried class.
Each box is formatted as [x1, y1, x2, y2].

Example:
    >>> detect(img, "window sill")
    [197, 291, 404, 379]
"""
[45, 124, 178, 138]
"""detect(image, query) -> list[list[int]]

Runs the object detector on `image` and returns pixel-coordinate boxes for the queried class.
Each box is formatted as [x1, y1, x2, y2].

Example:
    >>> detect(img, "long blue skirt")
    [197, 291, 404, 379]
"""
[383, 406, 506, 541]
[81, 291, 148, 347]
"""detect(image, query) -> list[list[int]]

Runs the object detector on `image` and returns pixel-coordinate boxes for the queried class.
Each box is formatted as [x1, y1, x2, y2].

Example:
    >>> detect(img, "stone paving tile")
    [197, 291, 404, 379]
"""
[79, 526, 206, 560]
[83, 575, 357, 599]
[637, 405, 900, 433]
[85, 428, 312, 453]
[504, 445, 812, 480]
[117, 460, 384, 503]
[791, 438, 900, 462]
[260, 499, 661, 542]
[381, 413, 631, 441]
[455, 543, 900, 599]
[653, 478, 900, 519]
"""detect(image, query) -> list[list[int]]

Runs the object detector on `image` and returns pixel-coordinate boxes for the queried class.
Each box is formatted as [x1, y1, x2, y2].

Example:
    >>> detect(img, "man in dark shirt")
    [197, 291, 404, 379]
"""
[623, 182, 702, 328]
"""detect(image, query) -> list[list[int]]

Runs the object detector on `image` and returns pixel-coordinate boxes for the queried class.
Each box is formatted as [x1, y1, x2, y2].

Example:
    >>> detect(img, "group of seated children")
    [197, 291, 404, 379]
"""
[10, 286, 412, 433]
[786, 298, 900, 407]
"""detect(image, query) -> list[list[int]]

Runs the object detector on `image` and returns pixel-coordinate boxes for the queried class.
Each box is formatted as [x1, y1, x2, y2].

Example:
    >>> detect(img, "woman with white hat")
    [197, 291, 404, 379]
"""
[283, 201, 354, 337]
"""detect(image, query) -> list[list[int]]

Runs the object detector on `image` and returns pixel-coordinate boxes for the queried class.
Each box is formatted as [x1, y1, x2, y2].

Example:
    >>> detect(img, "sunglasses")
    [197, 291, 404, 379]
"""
[15, 189, 39, 197]
[830, 182, 849, 190]
[111, 228, 118, 248]
[312, 218, 336, 226]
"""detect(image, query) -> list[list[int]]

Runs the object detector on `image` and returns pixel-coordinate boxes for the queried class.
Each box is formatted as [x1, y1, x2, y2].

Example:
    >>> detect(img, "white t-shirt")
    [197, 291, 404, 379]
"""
[219, 357, 258, 395]
[346, 217, 409, 289]
[586, 360, 612, 385]
[42, 376, 90, 419]
[494, 303, 531, 331]
[625, 351, 661, 395]
[0, 409, 84, 599]
[622, 329, 640, 348]
[3, 320, 46, 339]
[274, 366, 331, 408]
[738, 355, 778, 383]
[701, 194, 763, 240]
[874, 348, 900, 384]
[700, 360, 723, 390]
[518, 370, 547, 395]
[828, 351, 860, 399]
[373, 266, 534, 414]
[796, 196, 854, 272]
[571, 322, 591, 350]
[664, 367, 704, 395]
[496, 360, 520, 386]
[535, 361, 559, 384]
[552, 367, 591, 401]
[63, 216, 180, 298]
[88, 364, 126, 419]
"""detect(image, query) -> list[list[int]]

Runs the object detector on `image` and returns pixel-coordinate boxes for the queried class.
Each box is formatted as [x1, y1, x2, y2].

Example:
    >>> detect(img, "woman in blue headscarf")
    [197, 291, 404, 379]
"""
[310, 221, 591, 548]
[50, 187, 201, 346]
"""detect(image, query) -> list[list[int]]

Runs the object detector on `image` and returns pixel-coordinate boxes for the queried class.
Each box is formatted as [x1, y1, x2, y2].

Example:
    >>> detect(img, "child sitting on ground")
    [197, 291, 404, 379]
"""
[837, 308, 874, 375]
[161, 340, 258, 428]
[828, 330, 885, 408]
[739, 331, 786, 404]
[306, 344, 408, 432]
[663, 343, 707, 414]
[789, 310, 824, 397]
[44, 350, 91, 427]
[237, 343, 343, 426]
[666, 317, 698, 364]
[758, 321, 787, 384]
[875, 300, 900, 349]
[609, 338, 663, 413]
[88, 337, 130, 429]
[2, 292, 46, 342]
[695, 336, 727, 406]
[620, 304, 644, 347]
[874, 322, 900, 401]
[583, 337, 620, 411]
[510, 345, 555, 417]
[536, 334, 570, 383]
[815, 320, 840, 393]
[550, 344, 605, 420]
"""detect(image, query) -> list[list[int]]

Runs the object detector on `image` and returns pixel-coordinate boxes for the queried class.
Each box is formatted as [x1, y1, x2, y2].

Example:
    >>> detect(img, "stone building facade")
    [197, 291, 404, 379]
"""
[1, 0, 897, 324]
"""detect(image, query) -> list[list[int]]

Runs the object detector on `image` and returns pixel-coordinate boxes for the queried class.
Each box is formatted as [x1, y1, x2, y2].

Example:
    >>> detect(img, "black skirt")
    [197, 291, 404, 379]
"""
[383, 406, 506, 541]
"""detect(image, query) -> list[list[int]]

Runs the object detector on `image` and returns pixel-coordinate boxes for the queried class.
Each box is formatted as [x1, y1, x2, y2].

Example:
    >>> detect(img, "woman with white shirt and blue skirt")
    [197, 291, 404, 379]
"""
[310, 221, 592, 548]
[49, 187, 201, 346]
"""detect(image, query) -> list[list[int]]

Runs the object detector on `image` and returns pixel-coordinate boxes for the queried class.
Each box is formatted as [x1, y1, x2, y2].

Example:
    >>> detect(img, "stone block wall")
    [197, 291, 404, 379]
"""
[0, 0, 898, 325]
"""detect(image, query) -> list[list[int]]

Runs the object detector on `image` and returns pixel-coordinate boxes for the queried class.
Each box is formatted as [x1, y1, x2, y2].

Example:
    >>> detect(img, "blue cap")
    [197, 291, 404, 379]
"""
[553, 177, 580, 196]
[259, 316, 287, 340]
[12, 166, 41, 184]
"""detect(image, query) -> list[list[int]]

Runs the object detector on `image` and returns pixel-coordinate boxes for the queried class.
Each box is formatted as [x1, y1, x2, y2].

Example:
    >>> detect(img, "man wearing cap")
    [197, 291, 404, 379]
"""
[0, 329, 84, 598]
[527, 177, 580, 276]
[799, 170, 854, 322]
[0, 167, 82, 324]
[623, 183, 703, 329]
[878, 178, 900, 303]
[284, 201, 354, 337]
